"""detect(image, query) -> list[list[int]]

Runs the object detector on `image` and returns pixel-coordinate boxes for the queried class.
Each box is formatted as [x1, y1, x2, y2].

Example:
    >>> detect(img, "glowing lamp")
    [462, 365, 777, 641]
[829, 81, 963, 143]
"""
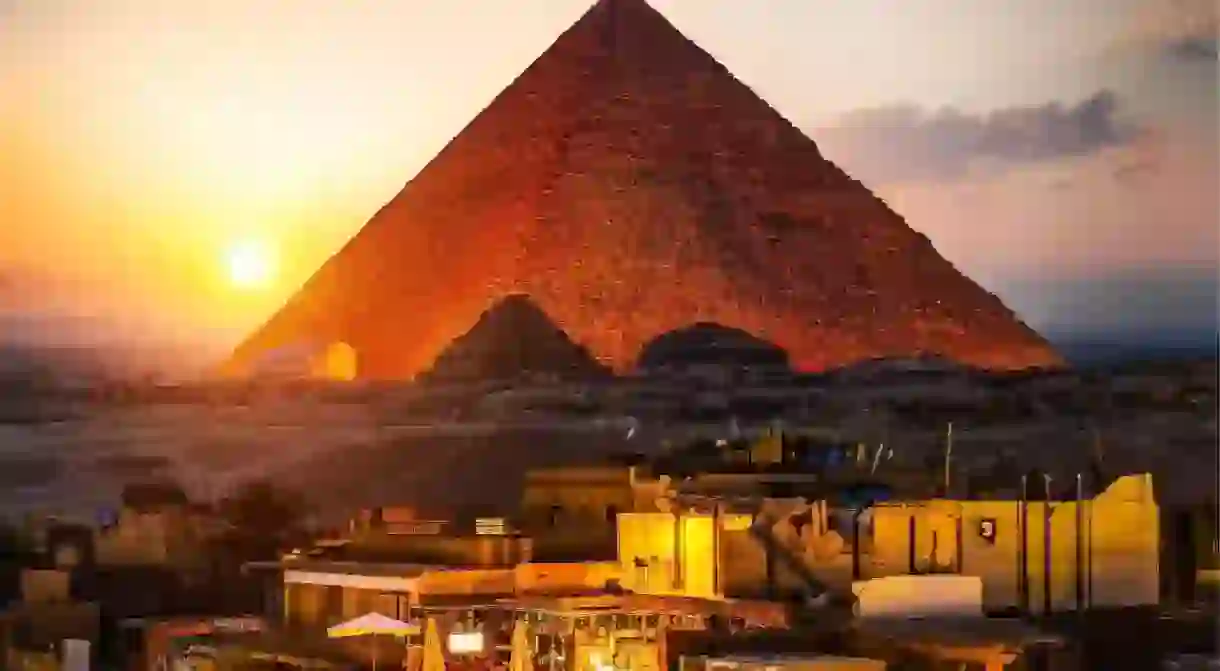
[447, 631, 484, 655]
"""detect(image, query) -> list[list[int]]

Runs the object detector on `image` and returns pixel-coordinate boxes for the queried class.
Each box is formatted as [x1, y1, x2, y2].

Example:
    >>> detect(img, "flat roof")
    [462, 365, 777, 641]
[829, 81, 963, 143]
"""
[278, 560, 433, 577]
[853, 617, 1063, 649]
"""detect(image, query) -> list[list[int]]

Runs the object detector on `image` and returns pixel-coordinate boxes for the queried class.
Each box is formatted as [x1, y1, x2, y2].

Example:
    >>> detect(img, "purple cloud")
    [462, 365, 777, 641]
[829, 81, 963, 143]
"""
[811, 91, 1142, 185]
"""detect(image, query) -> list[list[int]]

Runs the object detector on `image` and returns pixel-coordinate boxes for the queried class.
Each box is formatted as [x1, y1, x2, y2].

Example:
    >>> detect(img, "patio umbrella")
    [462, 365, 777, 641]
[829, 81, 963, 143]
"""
[328, 613, 420, 639]
[328, 613, 420, 671]
[508, 620, 533, 671]
[421, 618, 446, 671]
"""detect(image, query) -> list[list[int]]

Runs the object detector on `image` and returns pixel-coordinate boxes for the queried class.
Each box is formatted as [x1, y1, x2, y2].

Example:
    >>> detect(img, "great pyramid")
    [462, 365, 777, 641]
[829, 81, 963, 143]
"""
[227, 0, 1062, 379]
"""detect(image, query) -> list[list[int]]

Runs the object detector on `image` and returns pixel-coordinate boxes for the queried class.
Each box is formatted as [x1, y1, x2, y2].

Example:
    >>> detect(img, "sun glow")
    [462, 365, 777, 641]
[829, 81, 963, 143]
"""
[225, 239, 278, 289]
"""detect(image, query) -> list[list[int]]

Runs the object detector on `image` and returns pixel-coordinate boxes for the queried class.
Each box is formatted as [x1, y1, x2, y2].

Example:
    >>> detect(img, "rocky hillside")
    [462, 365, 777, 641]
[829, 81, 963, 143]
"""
[227, 0, 1060, 380]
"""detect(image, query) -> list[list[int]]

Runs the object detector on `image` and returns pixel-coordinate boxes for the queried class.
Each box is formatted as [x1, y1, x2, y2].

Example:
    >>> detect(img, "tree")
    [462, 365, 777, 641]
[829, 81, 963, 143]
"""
[217, 480, 311, 560]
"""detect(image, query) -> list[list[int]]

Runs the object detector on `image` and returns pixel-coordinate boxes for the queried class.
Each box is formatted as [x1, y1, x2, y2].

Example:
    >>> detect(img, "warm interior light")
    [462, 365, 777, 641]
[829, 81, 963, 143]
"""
[447, 631, 484, 654]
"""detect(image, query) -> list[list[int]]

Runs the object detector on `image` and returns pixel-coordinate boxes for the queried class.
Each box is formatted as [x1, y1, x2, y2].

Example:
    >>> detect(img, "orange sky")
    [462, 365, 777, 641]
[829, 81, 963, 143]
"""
[1, 0, 1215, 361]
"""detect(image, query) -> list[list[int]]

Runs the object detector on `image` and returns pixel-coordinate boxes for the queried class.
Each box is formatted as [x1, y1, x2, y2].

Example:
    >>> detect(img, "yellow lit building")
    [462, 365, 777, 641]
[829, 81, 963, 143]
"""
[610, 473, 1162, 615]
[866, 474, 1160, 613]
[310, 342, 358, 381]
[617, 512, 730, 599]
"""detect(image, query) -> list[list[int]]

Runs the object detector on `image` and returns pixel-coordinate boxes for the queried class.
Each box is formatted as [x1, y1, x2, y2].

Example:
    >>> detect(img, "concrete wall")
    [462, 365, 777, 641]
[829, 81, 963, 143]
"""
[1087, 474, 1160, 608]
[851, 575, 983, 618]
[346, 532, 533, 566]
[866, 474, 1160, 613]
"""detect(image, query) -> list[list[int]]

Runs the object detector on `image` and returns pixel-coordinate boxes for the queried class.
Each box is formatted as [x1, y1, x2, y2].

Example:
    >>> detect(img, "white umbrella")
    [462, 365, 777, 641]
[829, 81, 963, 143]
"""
[328, 613, 420, 638]
[328, 613, 420, 671]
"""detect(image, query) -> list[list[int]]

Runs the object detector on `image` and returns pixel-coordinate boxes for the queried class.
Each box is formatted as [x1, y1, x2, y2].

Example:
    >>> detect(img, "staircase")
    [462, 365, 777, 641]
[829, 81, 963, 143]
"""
[748, 509, 833, 607]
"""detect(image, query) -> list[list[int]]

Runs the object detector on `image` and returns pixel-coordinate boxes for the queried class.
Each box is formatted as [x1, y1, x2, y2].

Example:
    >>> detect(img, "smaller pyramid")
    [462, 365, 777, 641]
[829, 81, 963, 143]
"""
[420, 294, 611, 383]
[637, 322, 791, 372]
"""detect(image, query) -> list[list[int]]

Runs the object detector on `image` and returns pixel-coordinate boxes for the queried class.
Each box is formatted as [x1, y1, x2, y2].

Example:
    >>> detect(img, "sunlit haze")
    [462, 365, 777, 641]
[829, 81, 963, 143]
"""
[1, 0, 1215, 373]
[225, 239, 278, 291]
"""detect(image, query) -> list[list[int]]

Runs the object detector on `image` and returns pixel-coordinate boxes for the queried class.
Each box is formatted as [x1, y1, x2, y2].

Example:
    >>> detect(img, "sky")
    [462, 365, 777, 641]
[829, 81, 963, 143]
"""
[0, 0, 1216, 366]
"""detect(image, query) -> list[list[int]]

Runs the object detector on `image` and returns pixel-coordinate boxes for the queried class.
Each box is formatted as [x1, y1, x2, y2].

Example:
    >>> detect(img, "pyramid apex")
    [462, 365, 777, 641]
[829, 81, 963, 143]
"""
[590, 0, 660, 21]
[593, 0, 651, 8]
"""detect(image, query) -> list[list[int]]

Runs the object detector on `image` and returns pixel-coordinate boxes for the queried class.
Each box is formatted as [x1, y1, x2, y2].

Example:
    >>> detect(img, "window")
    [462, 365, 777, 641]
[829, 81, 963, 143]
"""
[373, 593, 398, 618]
[548, 505, 562, 528]
[323, 586, 343, 625]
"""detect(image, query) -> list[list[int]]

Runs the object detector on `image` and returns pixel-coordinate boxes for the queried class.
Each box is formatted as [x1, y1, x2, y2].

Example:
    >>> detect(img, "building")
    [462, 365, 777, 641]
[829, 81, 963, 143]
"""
[246, 340, 358, 381]
[93, 483, 218, 578]
[865, 473, 1161, 614]
[521, 466, 670, 560]
[244, 502, 790, 671]
[0, 569, 100, 670]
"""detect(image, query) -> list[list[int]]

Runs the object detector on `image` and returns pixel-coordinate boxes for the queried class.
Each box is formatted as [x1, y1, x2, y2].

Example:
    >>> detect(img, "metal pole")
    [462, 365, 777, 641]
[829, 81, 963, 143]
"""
[1043, 475, 1053, 617]
[1075, 473, 1085, 613]
[1019, 474, 1028, 615]
[908, 510, 917, 574]
[673, 508, 683, 591]
[1087, 490, 1094, 610]
[711, 502, 721, 596]
[955, 511, 964, 573]
[851, 510, 862, 580]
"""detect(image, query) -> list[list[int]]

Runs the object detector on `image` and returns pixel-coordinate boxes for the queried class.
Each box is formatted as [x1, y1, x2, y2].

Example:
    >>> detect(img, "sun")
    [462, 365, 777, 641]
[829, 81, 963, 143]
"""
[225, 239, 277, 289]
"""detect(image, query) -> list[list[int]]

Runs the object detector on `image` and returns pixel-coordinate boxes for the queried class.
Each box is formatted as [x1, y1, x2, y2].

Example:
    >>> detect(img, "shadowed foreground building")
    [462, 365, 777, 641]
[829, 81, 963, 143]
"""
[226, 0, 1061, 380]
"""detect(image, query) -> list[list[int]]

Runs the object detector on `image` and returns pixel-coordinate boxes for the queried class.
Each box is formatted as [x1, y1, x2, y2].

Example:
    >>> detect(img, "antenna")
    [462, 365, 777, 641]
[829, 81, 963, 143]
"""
[943, 422, 954, 493]
[1089, 425, 1107, 487]
[870, 443, 885, 475]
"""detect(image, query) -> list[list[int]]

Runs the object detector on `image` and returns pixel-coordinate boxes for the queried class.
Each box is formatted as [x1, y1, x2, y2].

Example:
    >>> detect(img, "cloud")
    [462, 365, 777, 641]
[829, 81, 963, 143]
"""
[811, 90, 1142, 185]
[1114, 0, 1217, 64]
[853, 122, 1218, 338]
[1168, 36, 1218, 63]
